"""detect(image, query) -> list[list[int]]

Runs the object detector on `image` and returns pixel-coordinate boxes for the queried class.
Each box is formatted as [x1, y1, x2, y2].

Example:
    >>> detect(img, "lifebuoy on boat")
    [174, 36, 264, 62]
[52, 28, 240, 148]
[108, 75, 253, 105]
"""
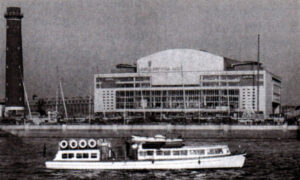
[88, 139, 97, 148]
[78, 139, 87, 149]
[69, 139, 78, 149]
[131, 143, 138, 149]
[59, 140, 68, 149]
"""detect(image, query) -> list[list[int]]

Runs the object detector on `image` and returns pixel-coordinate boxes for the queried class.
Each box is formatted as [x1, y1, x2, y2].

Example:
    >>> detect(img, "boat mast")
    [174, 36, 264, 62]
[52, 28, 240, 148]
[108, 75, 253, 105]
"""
[141, 85, 146, 120]
[137, 71, 146, 120]
[257, 34, 260, 115]
[88, 83, 92, 124]
[227, 77, 230, 117]
[18, 64, 31, 119]
[22, 79, 32, 119]
[57, 66, 68, 119]
[181, 64, 187, 118]
[55, 66, 59, 114]
[160, 89, 163, 121]
[59, 80, 68, 119]
[55, 84, 58, 113]
[198, 89, 201, 120]
[123, 93, 126, 124]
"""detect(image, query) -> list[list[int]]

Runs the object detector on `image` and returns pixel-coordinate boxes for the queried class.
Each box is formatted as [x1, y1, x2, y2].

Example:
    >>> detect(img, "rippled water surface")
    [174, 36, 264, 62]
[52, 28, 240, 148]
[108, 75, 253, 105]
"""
[1, 131, 300, 179]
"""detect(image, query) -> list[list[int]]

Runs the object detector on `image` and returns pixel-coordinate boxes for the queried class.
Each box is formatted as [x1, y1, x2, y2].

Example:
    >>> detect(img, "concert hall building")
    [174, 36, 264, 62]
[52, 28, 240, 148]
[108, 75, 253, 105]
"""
[94, 49, 281, 119]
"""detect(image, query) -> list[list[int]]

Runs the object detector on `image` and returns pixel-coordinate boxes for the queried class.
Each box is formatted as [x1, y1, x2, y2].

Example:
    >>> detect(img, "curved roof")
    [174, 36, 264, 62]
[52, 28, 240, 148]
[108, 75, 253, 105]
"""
[137, 49, 225, 73]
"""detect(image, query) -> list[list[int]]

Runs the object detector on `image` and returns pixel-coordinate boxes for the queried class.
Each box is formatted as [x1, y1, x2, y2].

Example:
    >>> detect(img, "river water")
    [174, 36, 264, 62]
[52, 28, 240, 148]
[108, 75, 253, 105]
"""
[1, 130, 300, 179]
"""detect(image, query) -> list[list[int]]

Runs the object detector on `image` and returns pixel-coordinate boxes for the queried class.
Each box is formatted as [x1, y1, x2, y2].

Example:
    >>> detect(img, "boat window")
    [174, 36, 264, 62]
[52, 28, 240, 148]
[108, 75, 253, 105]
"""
[208, 149, 214, 155]
[208, 148, 223, 155]
[147, 151, 154, 156]
[76, 153, 83, 159]
[190, 149, 205, 155]
[139, 151, 147, 156]
[91, 153, 98, 158]
[68, 153, 74, 159]
[173, 150, 180, 156]
[215, 148, 223, 154]
[180, 150, 188, 155]
[62, 153, 68, 159]
[163, 151, 170, 156]
[156, 150, 163, 156]
[83, 153, 89, 158]
[200, 150, 205, 155]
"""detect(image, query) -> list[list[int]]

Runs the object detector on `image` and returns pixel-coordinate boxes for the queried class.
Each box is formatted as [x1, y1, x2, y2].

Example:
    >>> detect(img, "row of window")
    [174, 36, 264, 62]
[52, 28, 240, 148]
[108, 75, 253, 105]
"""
[202, 74, 264, 80]
[116, 96, 239, 103]
[116, 96, 239, 101]
[96, 83, 264, 89]
[96, 75, 263, 83]
[61, 153, 98, 159]
[31, 100, 91, 105]
[95, 75, 264, 89]
[202, 81, 263, 87]
[139, 148, 223, 157]
[115, 101, 240, 109]
[115, 102, 217, 109]
[116, 90, 239, 96]
[96, 77, 150, 83]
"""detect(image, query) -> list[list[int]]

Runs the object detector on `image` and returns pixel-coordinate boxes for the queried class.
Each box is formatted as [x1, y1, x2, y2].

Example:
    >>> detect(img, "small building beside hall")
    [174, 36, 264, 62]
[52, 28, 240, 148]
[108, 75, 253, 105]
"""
[29, 96, 93, 118]
[94, 49, 281, 120]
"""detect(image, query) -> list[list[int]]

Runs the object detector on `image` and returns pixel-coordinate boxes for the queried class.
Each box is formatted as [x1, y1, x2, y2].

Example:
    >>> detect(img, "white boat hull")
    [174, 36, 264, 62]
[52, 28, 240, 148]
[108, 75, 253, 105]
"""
[45, 154, 246, 170]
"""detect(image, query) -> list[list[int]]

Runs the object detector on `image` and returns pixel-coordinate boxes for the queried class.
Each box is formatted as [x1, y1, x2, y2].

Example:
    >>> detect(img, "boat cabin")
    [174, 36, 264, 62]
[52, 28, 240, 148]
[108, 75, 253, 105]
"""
[126, 136, 231, 161]
[136, 145, 231, 160]
[54, 150, 100, 161]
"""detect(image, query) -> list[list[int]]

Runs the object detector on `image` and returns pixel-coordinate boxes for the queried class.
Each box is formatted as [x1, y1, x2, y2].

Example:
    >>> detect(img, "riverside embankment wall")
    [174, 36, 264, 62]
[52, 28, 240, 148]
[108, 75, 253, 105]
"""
[1, 125, 299, 139]
[0, 124, 298, 130]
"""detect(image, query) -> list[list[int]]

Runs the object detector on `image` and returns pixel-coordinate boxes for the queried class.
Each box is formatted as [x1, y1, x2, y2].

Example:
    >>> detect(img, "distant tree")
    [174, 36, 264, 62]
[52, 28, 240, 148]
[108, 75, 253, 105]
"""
[37, 98, 46, 116]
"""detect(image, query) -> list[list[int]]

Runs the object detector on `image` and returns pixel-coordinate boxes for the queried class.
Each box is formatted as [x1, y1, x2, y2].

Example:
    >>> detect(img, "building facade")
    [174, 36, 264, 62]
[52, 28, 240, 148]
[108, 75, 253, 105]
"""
[94, 49, 281, 119]
[29, 96, 93, 118]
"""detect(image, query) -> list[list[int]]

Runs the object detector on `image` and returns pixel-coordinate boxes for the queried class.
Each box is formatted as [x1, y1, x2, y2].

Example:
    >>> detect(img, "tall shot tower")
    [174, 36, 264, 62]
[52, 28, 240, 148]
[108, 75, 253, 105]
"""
[4, 7, 25, 115]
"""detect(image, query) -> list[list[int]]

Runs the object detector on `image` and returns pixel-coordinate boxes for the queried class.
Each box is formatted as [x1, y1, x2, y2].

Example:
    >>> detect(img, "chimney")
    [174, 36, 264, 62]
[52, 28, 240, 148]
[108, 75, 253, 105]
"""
[4, 7, 25, 111]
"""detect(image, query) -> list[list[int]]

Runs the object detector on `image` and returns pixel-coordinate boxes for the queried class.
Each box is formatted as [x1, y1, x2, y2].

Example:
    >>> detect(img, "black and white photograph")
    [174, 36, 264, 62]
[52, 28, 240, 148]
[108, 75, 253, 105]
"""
[0, 0, 299, 179]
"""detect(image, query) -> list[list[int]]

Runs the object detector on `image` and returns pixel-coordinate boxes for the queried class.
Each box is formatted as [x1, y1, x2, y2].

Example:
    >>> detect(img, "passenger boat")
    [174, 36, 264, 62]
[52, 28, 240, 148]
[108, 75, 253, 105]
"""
[45, 135, 246, 170]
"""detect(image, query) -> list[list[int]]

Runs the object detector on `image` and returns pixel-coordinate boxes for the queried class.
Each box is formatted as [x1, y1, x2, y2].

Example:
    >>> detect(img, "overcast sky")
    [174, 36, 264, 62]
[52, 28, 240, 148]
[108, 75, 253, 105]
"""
[0, 0, 299, 105]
